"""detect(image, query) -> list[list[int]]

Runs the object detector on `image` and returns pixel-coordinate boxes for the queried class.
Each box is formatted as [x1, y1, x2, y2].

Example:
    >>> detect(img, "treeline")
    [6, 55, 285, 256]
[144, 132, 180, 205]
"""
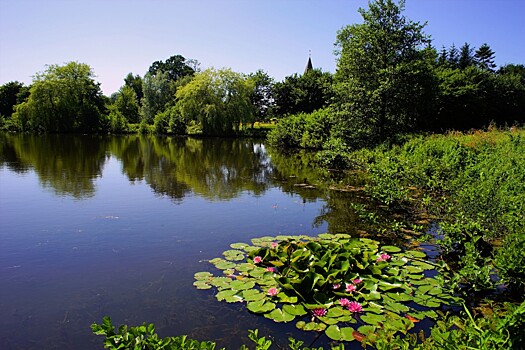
[268, 1, 525, 152]
[0, 54, 331, 136]
[1, 0, 524, 141]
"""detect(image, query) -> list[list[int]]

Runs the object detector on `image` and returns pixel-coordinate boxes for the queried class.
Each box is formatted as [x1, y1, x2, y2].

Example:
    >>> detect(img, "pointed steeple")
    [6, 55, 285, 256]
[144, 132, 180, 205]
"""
[304, 51, 313, 74]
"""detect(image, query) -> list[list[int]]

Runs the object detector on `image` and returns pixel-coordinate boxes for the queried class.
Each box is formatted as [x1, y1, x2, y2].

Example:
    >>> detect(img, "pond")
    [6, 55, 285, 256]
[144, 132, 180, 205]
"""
[0, 133, 385, 349]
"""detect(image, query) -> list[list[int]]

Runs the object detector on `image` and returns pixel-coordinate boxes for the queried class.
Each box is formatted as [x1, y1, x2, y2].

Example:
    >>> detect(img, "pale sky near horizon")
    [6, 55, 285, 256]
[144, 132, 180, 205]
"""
[1, 0, 524, 95]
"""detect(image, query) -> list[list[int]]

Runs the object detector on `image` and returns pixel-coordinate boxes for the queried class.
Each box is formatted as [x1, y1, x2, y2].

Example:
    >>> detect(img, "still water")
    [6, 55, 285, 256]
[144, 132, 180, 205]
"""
[0, 134, 367, 349]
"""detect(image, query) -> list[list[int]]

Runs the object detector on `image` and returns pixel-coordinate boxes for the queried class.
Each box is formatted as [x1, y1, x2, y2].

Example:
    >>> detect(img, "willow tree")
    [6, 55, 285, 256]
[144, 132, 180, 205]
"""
[333, 0, 435, 147]
[13, 62, 105, 133]
[176, 68, 255, 135]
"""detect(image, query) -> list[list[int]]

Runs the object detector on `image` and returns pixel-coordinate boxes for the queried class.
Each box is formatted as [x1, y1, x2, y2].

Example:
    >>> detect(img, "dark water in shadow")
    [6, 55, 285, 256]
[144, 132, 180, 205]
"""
[1, 134, 383, 349]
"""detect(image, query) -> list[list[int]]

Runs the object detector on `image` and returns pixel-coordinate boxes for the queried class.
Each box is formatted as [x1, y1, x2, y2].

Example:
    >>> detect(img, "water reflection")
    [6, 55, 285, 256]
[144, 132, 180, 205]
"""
[1, 133, 106, 198]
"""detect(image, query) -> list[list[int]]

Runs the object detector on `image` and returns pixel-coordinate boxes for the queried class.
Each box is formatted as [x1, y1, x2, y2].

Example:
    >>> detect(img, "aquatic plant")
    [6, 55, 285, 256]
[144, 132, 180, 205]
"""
[194, 233, 460, 342]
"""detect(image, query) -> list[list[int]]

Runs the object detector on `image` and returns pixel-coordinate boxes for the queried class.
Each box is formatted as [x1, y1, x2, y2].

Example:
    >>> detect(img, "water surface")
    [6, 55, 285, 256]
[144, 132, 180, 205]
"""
[0, 134, 367, 349]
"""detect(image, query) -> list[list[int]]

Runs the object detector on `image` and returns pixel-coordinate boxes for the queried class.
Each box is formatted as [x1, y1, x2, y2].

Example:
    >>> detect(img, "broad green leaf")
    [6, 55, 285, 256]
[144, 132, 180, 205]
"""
[193, 281, 211, 290]
[283, 304, 307, 316]
[247, 300, 276, 313]
[360, 313, 387, 325]
[194, 272, 213, 280]
[325, 325, 342, 341]
[381, 245, 402, 253]
[265, 308, 295, 323]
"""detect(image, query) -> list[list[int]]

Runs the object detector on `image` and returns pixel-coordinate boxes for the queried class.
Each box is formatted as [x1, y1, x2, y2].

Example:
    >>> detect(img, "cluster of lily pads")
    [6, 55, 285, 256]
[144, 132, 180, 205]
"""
[194, 234, 459, 342]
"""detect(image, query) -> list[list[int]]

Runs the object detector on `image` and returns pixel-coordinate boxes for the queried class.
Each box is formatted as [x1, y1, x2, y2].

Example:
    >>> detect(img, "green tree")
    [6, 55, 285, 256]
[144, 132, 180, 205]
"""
[248, 70, 275, 122]
[124, 73, 144, 106]
[176, 68, 255, 135]
[458, 42, 475, 70]
[475, 43, 496, 71]
[113, 85, 140, 123]
[13, 62, 106, 133]
[148, 54, 198, 82]
[0, 81, 29, 118]
[272, 69, 333, 116]
[141, 71, 171, 124]
[333, 0, 434, 146]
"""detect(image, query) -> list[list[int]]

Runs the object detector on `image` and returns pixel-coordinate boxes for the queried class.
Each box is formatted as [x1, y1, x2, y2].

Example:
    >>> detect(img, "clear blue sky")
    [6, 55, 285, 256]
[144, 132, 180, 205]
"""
[1, 0, 524, 95]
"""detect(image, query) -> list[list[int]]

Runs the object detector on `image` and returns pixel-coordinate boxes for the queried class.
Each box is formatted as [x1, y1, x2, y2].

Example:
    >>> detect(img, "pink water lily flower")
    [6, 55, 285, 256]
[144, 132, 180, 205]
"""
[267, 287, 279, 296]
[266, 267, 276, 272]
[312, 308, 327, 317]
[339, 298, 351, 307]
[271, 242, 278, 248]
[332, 283, 341, 290]
[376, 253, 391, 262]
[253, 256, 262, 264]
[347, 301, 363, 313]
[353, 278, 363, 284]
[345, 284, 357, 293]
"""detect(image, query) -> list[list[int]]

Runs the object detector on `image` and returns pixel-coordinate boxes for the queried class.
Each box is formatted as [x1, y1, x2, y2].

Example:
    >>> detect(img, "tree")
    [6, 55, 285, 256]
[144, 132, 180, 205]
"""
[176, 68, 255, 135]
[475, 43, 496, 71]
[13, 62, 106, 132]
[272, 69, 333, 116]
[148, 54, 198, 82]
[124, 73, 144, 106]
[113, 85, 140, 123]
[141, 71, 171, 124]
[0, 81, 30, 118]
[458, 42, 475, 69]
[334, 0, 434, 146]
[248, 70, 274, 122]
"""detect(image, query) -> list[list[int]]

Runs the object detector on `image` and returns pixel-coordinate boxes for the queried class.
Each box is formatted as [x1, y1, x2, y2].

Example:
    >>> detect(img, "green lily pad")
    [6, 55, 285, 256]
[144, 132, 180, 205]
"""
[194, 272, 213, 280]
[247, 299, 276, 313]
[193, 281, 211, 290]
[283, 304, 307, 316]
[381, 246, 402, 253]
[265, 308, 295, 323]
[360, 313, 387, 325]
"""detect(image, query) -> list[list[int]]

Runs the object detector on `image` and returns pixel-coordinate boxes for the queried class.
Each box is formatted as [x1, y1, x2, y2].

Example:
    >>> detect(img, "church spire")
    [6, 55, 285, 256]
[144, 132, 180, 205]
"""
[304, 51, 313, 74]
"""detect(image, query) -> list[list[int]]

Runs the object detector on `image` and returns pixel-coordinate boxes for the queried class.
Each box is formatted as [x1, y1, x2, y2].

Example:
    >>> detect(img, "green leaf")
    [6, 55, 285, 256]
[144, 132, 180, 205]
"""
[193, 281, 211, 290]
[381, 245, 402, 253]
[283, 304, 307, 316]
[360, 313, 387, 325]
[194, 271, 213, 280]
[325, 325, 342, 341]
[340, 327, 356, 342]
[242, 289, 266, 301]
[265, 308, 295, 323]
[247, 300, 276, 313]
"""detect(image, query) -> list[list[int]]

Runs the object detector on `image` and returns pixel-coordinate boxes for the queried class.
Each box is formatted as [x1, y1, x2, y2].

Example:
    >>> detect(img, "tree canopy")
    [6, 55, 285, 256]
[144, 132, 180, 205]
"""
[176, 68, 255, 135]
[13, 62, 106, 133]
[333, 0, 434, 145]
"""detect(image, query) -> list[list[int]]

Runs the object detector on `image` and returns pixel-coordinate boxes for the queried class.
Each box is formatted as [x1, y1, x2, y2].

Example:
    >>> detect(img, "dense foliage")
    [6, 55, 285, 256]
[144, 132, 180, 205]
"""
[12, 62, 106, 133]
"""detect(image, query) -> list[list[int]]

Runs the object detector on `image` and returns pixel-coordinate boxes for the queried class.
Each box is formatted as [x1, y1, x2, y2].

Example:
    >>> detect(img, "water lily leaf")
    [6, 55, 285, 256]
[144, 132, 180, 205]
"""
[283, 304, 307, 316]
[361, 290, 381, 301]
[242, 289, 266, 301]
[325, 325, 342, 341]
[193, 281, 211, 290]
[384, 302, 410, 313]
[209, 277, 232, 289]
[405, 266, 424, 274]
[265, 308, 295, 323]
[386, 292, 413, 302]
[303, 322, 326, 332]
[318, 233, 334, 240]
[404, 250, 426, 258]
[223, 249, 245, 261]
[223, 268, 235, 276]
[340, 327, 356, 341]
[381, 245, 402, 253]
[194, 272, 213, 280]
[235, 263, 255, 272]
[411, 260, 435, 270]
[247, 300, 276, 313]
[357, 325, 376, 335]
[318, 316, 339, 325]
[277, 293, 298, 304]
[230, 280, 255, 291]
[360, 313, 386, 325]
[378, 281, 403, 291]
[326, 306, 347, 318]
[296, 321, 306, 330]
[230, 243, 249, 250]
[214, 260, 236, 270]
[216, 289, 238, 301]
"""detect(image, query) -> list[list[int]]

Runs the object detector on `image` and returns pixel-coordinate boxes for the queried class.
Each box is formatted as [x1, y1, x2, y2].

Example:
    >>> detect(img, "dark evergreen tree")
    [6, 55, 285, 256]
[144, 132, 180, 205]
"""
[458, 43, 475, 69]
[448, 44, 459, 67]
[475, 43, 497, 71]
